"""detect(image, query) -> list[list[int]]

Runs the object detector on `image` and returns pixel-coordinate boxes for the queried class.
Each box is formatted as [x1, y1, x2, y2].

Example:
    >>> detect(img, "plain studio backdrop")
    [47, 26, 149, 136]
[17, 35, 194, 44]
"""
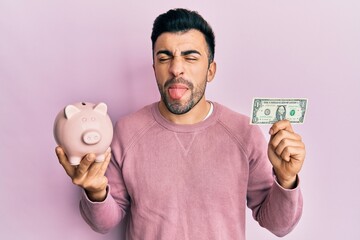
[1, 0, 359, 239]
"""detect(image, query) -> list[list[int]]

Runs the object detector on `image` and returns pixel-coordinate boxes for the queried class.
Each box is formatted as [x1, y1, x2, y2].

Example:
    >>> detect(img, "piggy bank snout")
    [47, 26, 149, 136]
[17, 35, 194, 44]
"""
[82, 130, 102, 145]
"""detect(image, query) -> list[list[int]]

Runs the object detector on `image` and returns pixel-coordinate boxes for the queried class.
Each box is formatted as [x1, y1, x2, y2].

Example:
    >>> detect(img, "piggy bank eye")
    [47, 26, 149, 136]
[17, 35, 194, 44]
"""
[91, 117, 96, 121]
[82, 117, 87, 122]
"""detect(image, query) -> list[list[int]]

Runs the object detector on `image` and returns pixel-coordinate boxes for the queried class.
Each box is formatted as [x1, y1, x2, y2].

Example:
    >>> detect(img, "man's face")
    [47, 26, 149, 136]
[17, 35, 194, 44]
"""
[153, 29, 215, 115]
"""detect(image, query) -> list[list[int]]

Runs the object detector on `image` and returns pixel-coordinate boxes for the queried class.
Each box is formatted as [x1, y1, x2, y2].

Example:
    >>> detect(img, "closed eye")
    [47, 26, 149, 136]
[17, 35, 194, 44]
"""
[182, 50, 200, 62]
[185, 56, 198, 61]
[156, 50, 173, 63]
[158, 57, 171, 62]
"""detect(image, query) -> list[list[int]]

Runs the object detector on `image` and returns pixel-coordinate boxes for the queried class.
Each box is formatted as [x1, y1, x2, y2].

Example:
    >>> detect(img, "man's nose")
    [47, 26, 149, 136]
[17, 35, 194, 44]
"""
[169, 57, 184, 77]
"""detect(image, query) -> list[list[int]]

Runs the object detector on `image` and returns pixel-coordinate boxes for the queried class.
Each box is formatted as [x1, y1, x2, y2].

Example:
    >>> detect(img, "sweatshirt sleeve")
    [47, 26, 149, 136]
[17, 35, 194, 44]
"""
[79, 185, 126, 234]
[79, 122, 131, 234]
[246, 125, 303, 237]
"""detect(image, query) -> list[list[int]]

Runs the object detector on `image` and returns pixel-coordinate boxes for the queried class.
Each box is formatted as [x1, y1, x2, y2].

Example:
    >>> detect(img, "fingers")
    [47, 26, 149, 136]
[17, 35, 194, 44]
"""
[268, 121, 306, 189]
[75, 153, 96, 178]
[278, 145, 305, 162]
[98, 148, 112, 177]
[268, 122, 305, 162]
[270, 130, 302, 149]
[269, 119, 294, 135]
[85, 148, 111, 180]
[269, 133, 304, 160]
[56, 146, 111, 193]
[73, 149, 111, 188]
[55, 146, 75, 177]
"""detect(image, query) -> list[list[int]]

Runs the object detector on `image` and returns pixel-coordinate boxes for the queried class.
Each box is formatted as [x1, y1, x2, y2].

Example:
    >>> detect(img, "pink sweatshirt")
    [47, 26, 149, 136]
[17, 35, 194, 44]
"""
[80, 102, 303, 239]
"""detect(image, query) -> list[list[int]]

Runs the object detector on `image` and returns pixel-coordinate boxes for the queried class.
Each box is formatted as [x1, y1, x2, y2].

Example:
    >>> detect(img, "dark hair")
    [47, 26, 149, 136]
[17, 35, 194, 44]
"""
[151, 8, 215, 63]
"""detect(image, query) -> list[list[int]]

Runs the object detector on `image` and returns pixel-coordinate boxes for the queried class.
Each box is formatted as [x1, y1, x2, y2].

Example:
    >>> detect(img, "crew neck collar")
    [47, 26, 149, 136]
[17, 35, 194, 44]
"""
[203, 101, 214, 120]
[151, 101, 220, 133]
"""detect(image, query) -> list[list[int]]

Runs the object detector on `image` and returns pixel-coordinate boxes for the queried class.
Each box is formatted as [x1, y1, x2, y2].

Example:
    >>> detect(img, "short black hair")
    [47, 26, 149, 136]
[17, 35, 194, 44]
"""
[151, 8, 215, 63]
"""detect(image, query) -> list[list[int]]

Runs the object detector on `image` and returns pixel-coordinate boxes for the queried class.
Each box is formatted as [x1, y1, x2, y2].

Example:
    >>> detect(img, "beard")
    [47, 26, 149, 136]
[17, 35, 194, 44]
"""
[157, 77, 207, 115]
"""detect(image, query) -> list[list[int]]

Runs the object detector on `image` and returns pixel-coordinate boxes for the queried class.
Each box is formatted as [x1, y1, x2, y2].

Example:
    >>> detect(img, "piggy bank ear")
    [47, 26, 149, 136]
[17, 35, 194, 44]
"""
[94, 102, 108, 115]
[65, 105, 81, 119]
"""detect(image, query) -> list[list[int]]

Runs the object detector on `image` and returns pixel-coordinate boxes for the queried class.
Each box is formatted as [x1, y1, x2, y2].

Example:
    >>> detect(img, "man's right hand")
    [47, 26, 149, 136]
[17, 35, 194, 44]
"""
[55, 146, 111, 202]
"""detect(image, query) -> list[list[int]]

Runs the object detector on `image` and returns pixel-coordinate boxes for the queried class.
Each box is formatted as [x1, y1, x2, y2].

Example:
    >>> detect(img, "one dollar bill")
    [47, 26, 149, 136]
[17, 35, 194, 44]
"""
[251, 98, 308, 124]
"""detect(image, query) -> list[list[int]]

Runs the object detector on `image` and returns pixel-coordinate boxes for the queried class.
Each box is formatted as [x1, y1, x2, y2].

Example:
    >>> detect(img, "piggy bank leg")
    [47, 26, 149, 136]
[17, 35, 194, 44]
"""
[95, 154, 105, 163]
[69, 156, 82, 165]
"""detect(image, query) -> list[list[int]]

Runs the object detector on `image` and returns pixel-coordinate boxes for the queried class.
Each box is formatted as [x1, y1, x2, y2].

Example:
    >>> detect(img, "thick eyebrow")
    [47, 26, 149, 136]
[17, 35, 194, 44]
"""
[155, 50, 201, 57]
[181, 50, 201, 56]
[156, 50, 172, 56]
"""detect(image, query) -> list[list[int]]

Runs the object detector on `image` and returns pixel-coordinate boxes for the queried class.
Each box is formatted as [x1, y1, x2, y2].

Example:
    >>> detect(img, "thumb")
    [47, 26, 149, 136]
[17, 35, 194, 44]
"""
[56, 146, 75, 177]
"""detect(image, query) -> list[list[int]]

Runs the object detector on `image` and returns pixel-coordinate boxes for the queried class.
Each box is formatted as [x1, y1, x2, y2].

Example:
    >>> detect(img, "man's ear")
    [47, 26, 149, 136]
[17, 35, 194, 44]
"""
[207, 61, 217, 83]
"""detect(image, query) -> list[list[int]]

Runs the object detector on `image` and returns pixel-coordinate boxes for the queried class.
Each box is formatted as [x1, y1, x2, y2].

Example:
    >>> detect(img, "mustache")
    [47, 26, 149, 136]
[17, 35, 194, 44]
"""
[164, 78, 194, 89]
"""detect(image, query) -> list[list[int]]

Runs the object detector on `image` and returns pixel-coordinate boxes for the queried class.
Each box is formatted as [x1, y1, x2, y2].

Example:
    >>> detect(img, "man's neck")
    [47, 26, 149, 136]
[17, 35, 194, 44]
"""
[158, 98, 211, 125]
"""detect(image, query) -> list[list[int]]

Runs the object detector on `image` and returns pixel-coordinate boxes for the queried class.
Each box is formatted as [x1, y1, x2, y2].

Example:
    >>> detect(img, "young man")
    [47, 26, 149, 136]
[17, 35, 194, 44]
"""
[56, 8, 305, 240]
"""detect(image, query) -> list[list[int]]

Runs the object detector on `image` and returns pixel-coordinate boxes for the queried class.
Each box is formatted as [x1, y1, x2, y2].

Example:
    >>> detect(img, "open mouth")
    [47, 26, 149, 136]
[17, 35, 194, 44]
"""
[168, 84, 189, 100]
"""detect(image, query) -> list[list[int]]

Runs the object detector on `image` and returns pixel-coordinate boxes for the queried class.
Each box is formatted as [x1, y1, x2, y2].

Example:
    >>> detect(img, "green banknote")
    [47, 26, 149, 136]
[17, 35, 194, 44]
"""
[251, 98, 308, 124]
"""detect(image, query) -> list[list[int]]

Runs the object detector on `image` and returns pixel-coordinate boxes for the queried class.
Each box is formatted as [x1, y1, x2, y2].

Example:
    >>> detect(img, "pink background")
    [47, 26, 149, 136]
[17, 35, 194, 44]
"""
[1, 0, 359, 239]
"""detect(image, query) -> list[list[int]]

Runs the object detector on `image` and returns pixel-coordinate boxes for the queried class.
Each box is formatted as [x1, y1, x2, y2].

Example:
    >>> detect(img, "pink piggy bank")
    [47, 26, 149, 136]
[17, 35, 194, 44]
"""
[53, 102, 113, 165]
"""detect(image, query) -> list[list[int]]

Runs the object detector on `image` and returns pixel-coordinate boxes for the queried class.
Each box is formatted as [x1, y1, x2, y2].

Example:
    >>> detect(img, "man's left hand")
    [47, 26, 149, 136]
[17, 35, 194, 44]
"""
[268, 120, 306, 189]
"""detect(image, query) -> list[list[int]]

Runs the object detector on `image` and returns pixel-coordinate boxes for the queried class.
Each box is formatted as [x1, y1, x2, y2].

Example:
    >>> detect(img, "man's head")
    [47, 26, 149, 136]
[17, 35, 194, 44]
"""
[151, 9, 217, 121]
[151, 8, 215, 64]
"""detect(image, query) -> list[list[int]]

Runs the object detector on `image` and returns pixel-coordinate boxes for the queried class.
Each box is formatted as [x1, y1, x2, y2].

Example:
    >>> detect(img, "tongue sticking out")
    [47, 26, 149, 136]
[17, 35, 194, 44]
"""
[168, 87, 188, 100]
